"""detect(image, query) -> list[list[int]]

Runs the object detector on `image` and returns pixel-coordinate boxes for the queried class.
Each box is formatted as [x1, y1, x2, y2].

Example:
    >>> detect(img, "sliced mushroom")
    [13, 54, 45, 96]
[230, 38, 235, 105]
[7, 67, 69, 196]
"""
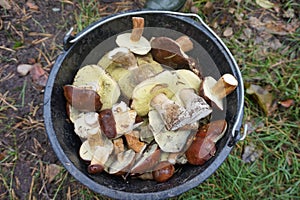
[116, 17, 151, 55]
[112, 137, 125, 155]
[179, 88, 212, 124]
[150, 93, 189, 131]
[112, 101, 138, 136]
[138, 121, 154, 144]
[108, 149, 136, 175]
[176, 69, 202, 91]
[149, 109, 192, 153]
[130, 143, 161, 175]
[66, 103, 81, 123]
[97, 47, 138, 82]
[124, 131, 146, 153]
[107, 47, 138, 70]
[63, 85, 102, 112]
[88, 145, 114, 174]
[98, 101, 138, 139]
[199, 74, 238, 110]
[72, 64, 121, 110]
[185, 120, 227, 165]
[175, 35, 194, 52]
[80, 129, 113, 161]
[74, 112, 100, 139]
[79, 140, 93, 162]
[150, 36, 197, 70]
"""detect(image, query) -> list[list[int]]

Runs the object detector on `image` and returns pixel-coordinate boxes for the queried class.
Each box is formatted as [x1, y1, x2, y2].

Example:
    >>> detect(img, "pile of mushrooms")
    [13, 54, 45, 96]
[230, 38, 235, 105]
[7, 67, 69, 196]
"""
[63, 17, 238, 182]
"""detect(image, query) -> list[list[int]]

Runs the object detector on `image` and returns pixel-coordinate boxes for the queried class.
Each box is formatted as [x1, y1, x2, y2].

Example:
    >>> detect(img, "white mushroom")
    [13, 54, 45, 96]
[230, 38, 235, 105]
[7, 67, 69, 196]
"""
[88, 145, 113, 174]
[179, 88, 212, 124]
[108, 149, 136, 175]
[148, 109, 192, 153]
[150, 93, 189, 131]
[74, 112, 100, 138]
[79, 140, 93, 161]
[199, 73, 238, 110]
[116, 17, 151, 55]
[112, 101, 138, 136]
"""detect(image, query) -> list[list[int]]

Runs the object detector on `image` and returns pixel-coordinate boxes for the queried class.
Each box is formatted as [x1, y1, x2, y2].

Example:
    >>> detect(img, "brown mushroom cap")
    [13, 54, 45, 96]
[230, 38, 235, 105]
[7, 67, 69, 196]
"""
[185, 137, 216, 165]
[150, 37, 189, 69]
[63, 85, 102, 112]
[152, 161, 175, 182]
[185, 120, 227, 165]
[72, 64, 121, 110]
[98, 109, 117, 139]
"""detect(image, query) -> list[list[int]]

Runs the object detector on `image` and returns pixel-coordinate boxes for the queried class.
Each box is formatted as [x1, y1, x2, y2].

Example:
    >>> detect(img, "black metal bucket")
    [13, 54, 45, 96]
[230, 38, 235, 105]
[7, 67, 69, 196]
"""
[44, 10, 245, 199]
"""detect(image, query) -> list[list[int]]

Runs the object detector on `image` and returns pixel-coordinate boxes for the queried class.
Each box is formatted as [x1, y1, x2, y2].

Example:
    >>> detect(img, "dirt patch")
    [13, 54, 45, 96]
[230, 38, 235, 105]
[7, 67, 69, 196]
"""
[0, 1, 144, 199]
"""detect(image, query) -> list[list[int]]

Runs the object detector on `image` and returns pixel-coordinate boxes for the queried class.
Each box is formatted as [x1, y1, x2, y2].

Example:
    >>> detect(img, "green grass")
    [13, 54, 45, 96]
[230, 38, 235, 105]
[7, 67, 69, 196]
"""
[43, 0, 300, 199]
[74, 0, 101, 33]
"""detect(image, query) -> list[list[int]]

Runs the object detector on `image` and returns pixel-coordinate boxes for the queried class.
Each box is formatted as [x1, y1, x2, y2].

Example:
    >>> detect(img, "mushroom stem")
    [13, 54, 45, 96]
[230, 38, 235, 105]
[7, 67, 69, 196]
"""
[176, 36, 194, 52]
[211, 74, 238, 99]
[130, 17, 144, 42]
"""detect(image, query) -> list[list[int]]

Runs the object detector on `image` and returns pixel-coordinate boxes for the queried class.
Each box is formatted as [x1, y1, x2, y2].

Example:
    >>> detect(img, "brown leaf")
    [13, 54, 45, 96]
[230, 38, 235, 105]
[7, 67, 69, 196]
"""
[30, 63, 48, 88]
[279, 99, 295, 108]
[0, 151, 6, 161]
[203, 1, 214, 15]
[46, 164, 62, 183]
[246, 84, 274, 115]
[26, 1, 39, 11]
[223, 27, 233, 37]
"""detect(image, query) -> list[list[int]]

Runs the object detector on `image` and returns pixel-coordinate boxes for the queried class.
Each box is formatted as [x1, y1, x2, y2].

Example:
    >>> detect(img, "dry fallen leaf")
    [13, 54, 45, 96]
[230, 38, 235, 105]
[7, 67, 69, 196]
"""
[223, 27, 233, 37]
[246, 84, 274, 115]
[242, 142, 263, 163]
[0, 151, 6, 161]
[26, 1, 39, 11]
[256, 0, 274, 9]
[279, 99, 295, 108]
[30, 63, 48, 88]
[203, 1, 214, 15]
[46, 164, 62, 183]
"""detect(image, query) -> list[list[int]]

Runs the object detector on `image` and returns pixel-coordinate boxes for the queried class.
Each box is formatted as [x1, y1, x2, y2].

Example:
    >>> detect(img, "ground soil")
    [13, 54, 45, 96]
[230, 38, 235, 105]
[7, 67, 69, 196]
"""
[0, 1, 143, 199]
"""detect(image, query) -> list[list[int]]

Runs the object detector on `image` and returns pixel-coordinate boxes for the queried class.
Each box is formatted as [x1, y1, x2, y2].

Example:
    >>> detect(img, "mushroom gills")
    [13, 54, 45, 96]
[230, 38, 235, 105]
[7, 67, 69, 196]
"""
[149, 109, 192, 153]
